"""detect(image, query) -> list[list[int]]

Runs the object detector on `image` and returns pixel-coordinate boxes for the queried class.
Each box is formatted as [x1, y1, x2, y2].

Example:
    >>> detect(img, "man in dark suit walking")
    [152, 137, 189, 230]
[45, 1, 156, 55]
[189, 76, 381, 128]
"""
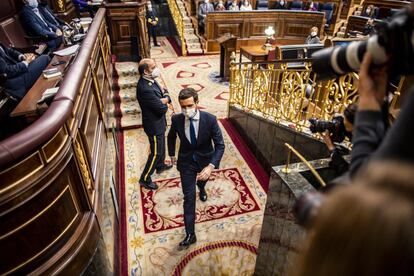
[136, 58, 173, 190]
[168, 88, 225, 248]
[0, 44, 50, 99]
[20, 0, 63, 51]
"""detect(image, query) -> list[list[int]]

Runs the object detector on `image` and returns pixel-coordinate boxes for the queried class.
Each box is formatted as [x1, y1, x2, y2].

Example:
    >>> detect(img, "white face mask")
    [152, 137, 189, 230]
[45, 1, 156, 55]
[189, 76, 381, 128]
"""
[28, 0, 38, 8]
[311, 31, 317, 37]
[147, 5, 152, 10]
[204, 0, 209, 3]
[280, 1, 285, 5]
[150, 67, 160, 78]
[183, 107, 197, 119]
[366, 8, 371, 14]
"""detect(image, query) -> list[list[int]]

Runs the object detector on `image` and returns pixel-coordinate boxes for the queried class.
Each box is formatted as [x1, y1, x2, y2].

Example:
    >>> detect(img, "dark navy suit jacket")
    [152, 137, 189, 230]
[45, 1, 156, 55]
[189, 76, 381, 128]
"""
[20, 6, 59, 39]
[0, 44, 27, 79]
[168, 111, 225, 171]
[38, 4, 64, 28]
[136, 77, 169, 136]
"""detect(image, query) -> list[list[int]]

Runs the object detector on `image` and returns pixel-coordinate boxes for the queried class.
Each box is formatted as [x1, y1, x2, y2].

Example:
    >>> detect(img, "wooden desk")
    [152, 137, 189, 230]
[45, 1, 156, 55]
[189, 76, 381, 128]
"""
[10, 54, 72, 118]
[240, 45, 269, 63]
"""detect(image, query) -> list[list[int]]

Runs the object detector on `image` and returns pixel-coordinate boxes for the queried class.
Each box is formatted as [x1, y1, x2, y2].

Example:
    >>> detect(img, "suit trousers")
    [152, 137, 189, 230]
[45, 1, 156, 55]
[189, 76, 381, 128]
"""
[148, 27, 158, 46]
[140, 133, 165, 183]
[180, 160, 208, 234]
[5, 55, 51, 99]
[45, 35, 63, 51]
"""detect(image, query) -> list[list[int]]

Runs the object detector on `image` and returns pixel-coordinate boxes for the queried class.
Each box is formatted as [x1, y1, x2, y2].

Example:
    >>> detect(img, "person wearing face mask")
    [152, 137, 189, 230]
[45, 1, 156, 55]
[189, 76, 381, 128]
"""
[362, 5, 375, 18]
[136, 58, 173, 190]
[305, 26, 320, 44]
[215, 0, 226, 11]
[198, 0, 214, 34]
[20, 0, 63, 51]
[168, 88, 225, 248]
[146, 1, 160, 47]
[228, 0, 240, 10]
[275, 0, 287, 9]
[240, 0, 252, 11]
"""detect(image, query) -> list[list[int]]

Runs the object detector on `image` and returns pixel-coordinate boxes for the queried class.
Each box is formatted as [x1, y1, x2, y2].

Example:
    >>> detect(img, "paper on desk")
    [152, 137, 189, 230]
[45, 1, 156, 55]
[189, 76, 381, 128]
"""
[53, 44, 80, 57]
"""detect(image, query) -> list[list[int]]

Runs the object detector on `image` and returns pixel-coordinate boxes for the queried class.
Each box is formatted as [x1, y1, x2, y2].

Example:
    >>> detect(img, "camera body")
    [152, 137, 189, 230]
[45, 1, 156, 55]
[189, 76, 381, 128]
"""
[312, 8, 414, 79]
[309, 115, 347, 143]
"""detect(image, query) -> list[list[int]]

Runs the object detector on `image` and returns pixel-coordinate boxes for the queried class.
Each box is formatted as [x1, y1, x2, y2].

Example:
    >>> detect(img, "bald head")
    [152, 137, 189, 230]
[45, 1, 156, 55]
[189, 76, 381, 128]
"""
[138, 58, 155, 76]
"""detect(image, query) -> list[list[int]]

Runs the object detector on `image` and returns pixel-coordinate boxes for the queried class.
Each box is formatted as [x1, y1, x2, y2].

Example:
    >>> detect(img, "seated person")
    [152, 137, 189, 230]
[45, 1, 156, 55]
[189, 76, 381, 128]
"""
[198, 0, 214, 33]
[363, 18, 376, 36]
[275, 0, 287, 9]
[308, 1, 318, 11]
[305, 26, 321, 44]
[38, 0, 66, 29]
[240, 0, 252, 10]
[20, 0, 63, 51]
[228, 0, 240, 10]
[72, 0, 97, 18]
[0, 44, 50, 99]
[216, 0, 226, 11]
[362, 4, 376, 18]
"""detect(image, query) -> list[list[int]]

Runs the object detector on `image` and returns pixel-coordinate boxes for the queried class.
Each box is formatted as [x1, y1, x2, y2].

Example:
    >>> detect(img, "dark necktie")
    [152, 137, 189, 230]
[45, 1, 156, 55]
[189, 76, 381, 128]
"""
[190, 118, 197, 161]
[190, 118, 197, 146]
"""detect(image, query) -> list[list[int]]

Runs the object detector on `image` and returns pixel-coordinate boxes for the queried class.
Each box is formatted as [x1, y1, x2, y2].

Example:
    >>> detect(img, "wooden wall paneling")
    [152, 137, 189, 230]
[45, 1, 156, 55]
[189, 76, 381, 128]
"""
[205, 11, 325, 52]
[47, 0, 76, 21]
[106, 3, 150, 60]
[0, 0, 18, 21]
[0, 9, 115, 275]
[0, 151, 90, 275]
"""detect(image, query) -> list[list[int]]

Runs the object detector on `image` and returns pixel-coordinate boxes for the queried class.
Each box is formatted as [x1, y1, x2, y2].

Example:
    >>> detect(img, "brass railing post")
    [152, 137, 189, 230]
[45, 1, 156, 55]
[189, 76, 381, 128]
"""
[283, 143, 326, 187]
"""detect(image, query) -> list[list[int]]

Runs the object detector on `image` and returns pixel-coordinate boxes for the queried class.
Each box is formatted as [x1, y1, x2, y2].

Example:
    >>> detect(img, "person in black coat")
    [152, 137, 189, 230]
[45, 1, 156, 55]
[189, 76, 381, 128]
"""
[0, 43, 50, 99]
[20, 0, 63, 51]
[168, 88, 225, 248]
[136, 58, 172, 190]
[146, 2, 160, 47]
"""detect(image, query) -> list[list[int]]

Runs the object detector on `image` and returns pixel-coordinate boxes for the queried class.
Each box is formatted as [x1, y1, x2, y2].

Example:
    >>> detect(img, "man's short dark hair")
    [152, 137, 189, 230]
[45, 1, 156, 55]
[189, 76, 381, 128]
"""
[344, 103, 357, 125]
[138, 62, 149, 75]
[179, 88, 198, 102]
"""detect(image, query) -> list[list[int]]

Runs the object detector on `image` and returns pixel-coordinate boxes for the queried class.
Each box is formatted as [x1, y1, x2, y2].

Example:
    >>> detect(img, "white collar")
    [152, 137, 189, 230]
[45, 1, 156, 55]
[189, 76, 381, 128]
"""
[187, 109, 200, 121]
[142, 75, 155, 83]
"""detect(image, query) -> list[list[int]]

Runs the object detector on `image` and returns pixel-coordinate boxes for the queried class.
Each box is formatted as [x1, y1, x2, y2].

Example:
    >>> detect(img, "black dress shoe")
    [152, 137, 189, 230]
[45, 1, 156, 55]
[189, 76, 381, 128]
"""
[199, 187, 208, 202]
[154, 44, 161, 47]
[139, 180, 158, 190]
[156, 164, 173, 174]
[179, 233, 197, 248]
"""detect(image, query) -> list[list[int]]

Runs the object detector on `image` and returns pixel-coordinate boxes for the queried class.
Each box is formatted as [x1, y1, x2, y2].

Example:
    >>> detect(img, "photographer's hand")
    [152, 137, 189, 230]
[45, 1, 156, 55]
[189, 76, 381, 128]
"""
[321, 131, 335, 152]
[358, 53, 388, 111]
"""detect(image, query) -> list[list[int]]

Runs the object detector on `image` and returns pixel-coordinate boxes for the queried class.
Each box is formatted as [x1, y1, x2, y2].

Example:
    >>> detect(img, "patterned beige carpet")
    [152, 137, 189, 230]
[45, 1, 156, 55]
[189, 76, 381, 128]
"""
[124, 123, 266, 275]
[113, 37, 228, 129]
[117, 36, 267, 275]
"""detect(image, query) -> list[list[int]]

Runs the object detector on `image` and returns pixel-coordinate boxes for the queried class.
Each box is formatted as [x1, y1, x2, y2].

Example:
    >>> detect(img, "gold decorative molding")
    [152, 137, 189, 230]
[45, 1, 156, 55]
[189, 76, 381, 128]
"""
[74, 135, 93, 192]
[56, 0, 66, 12]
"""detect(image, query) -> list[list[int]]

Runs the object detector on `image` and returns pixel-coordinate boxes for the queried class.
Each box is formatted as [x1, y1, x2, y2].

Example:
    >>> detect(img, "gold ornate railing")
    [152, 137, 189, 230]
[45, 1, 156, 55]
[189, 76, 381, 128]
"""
[229, 59, 404, 131]
[167, 0, 186, 56]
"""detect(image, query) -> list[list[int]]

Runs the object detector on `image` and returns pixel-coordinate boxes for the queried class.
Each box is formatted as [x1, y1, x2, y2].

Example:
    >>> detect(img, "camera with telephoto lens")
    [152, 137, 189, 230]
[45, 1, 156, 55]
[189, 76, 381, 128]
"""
[311, 7, 414, 79]
[309, 115, 347, 143]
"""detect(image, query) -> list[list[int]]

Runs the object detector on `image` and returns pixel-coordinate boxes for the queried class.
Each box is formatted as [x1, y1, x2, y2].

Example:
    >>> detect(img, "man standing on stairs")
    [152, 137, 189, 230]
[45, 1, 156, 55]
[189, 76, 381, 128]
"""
[198, 0, 214, 34]
[136, 58, 172, 190]
[168, 88, 225, 248]
[146, 1, 160, 47]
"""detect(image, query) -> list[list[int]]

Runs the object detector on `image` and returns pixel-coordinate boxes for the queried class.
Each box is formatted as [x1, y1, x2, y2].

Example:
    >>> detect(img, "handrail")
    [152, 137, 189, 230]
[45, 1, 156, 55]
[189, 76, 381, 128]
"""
[167, 0, 186, 56]
[282, 143, 326, 187]
[0, 8, 106, 168]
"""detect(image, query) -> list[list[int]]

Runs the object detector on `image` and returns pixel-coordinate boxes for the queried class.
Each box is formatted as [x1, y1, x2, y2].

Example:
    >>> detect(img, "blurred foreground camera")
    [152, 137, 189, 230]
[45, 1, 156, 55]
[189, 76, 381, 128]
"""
[294, 191, 324, 227]
[309, 115, 347, 143]
[312, 8, 414, 79]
